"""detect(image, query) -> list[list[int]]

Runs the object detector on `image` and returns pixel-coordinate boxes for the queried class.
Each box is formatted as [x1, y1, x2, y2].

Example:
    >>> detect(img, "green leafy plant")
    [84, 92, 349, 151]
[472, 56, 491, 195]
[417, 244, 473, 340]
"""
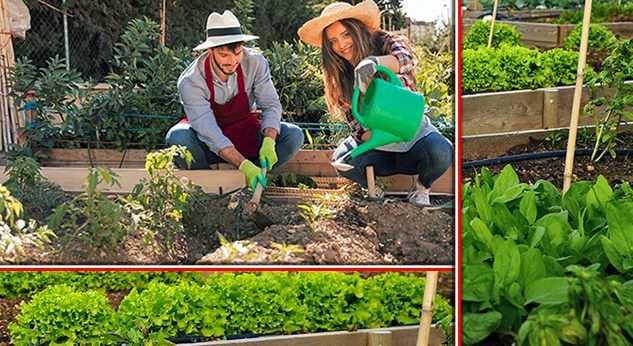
[583, 39, 633, 162]
[270, 242, 304, 262]
[116, 281, 226, 344]
[47, 167, 127, 248]
[557, 3, 633, 24]
[3, 156, 69, 222]
[298, 200, 336, 233]
[125, 145, 195, 244]
[463, 20, 522, 50]
[461, 164, 633, 344]
[0, 185, 55, 261]
[262, 40, 326, 123]
[563, 23, 619, 51]
[415, 46, 454, 123]
[9, 285, 116, 346]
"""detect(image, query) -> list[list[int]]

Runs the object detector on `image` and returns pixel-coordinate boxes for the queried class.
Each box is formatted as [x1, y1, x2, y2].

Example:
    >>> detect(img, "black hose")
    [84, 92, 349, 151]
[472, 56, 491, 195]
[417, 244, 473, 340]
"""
[462, 148, 633, 169]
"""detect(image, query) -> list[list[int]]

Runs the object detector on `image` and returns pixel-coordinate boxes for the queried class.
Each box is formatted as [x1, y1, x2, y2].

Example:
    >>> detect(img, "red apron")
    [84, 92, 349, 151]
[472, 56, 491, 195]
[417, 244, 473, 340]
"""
[179, 54, 261, 158]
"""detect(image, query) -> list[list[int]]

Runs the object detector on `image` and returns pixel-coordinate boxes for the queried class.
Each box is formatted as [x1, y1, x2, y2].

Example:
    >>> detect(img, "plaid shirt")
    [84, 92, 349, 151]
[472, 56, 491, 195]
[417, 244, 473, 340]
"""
[340, 34, 418, 142]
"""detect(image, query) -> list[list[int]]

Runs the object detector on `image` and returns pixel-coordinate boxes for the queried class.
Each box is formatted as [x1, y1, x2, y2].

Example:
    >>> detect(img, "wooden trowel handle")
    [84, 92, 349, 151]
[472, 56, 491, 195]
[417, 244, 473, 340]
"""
[248, 166, 267, 212]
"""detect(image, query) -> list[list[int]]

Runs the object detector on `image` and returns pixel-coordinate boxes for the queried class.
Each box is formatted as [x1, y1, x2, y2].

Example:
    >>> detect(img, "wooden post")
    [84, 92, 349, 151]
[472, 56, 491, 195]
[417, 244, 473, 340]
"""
[487, 0, 500, 48]
[367, 331, 392, 346]
[542, 89, 559, 129]
[0, 0, 18, 151]
[563, 0, 593, 193]
[416, 271, 439, 346]
[366, 166, 376, 197]
[160, 0, 166, 46]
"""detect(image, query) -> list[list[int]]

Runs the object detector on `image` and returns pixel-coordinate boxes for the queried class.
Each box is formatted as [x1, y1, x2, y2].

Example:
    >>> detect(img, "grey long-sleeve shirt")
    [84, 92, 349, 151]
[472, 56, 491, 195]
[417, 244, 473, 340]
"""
[177, 48, 282, 154]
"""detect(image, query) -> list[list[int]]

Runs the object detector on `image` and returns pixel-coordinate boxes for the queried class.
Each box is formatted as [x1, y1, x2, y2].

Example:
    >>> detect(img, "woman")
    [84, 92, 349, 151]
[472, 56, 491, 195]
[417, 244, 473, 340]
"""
[298, 0, 453, 206]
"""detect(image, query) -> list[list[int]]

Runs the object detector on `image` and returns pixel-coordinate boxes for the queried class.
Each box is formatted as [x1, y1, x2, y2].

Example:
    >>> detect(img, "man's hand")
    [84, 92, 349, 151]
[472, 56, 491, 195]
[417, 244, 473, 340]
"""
[259, 136, 278, 170]
[354, 56, 379, 93]
[239, 160, 266, 190]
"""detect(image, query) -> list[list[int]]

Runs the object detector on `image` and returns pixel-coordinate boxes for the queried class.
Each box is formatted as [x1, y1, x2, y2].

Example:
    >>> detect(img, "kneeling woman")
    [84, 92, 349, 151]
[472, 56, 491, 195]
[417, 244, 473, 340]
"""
[298, 0, 453, 206]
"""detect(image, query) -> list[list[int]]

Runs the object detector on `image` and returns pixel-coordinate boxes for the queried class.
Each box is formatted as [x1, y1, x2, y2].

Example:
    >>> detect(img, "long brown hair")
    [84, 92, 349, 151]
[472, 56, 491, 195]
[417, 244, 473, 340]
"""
[321, 18, 416, 117]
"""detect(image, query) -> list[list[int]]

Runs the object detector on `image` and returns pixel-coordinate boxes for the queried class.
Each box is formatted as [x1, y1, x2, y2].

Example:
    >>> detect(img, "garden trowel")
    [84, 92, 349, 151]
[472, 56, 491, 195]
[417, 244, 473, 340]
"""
[245, 166, 274, 230]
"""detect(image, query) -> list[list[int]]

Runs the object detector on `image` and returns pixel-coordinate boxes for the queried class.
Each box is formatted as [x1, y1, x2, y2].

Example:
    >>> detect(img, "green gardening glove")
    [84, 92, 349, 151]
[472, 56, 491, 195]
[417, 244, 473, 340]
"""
[259, 136, 278, 170]
[239, 160, 266, 190]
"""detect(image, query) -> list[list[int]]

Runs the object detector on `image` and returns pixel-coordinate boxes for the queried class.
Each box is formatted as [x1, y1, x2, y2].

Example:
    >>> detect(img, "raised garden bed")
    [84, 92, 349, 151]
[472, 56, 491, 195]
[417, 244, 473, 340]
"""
[0, 272, 454, 346]
[462, 81, 633, 136]
[34, 148, 455, 195]
[0, 147, 455, 265]
[462, 18, 633, 48]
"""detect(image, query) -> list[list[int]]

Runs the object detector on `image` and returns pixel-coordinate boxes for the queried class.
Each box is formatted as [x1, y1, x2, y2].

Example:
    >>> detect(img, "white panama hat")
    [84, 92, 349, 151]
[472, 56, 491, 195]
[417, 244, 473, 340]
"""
[193, 10, 258, 51]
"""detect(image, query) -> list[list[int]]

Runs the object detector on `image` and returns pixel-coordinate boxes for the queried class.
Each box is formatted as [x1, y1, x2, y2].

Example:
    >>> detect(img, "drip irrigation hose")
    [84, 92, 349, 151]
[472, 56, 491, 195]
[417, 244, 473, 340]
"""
[462, 148, 633, 169]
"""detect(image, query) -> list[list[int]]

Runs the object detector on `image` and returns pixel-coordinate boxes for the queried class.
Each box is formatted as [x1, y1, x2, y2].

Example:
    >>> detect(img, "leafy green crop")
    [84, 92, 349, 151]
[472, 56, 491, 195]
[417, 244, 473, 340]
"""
[463, 20, 522, 50]
[563, 24, 619, 51]
[557, 3, 633, 24]
[10, 272, 454, 344]
[462, 165, 633, 344]
[0, 271, 206, 298]
[583, 39, 633, 162]
[9, 285, 116, 346]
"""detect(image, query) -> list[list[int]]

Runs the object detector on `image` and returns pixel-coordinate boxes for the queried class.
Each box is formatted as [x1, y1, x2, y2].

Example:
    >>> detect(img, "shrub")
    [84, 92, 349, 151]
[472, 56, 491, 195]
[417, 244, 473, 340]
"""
[0, 185, 55, 261]
[563, 23, 619, 51]
[463, 20, 522, 50]
[3, 156, 69, 223]
[262, 40, 326, 124]
[9, 285, 116, 346]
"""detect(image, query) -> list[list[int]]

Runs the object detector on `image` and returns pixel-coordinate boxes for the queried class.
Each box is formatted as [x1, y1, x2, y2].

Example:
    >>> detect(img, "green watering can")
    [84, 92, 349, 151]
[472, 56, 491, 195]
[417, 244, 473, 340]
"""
[332, 65, 425, 171]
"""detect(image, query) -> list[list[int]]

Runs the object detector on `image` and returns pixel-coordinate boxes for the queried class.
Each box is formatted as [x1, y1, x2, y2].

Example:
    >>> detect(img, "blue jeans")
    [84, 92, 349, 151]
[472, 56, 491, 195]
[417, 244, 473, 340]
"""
[332, 132, 453, 189]
[165, 122, 304, 170]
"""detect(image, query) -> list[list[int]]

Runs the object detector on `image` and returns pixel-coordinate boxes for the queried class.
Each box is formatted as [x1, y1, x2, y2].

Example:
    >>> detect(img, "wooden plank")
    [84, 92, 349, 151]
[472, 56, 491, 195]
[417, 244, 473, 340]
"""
[462, 89, 544, 136]
[180, 326, 445, 346]
[0, 167, 245, 194]
[35, 149, 454, 195]
[462, 81, 633, 135]
[505, 21, 559, 47]
[461, 122, 633, 161]
[463, 19, 633, 48]
[462, 8, 565, 19]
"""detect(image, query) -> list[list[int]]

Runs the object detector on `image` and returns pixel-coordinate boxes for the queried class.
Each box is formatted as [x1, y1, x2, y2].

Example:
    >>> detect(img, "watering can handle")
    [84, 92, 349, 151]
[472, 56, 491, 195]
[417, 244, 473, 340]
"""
[351, 65, 404, 124]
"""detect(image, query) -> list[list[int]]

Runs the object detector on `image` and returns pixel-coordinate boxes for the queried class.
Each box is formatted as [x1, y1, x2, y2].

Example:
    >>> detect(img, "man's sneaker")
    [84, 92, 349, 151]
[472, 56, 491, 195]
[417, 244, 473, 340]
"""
[408, 180, 431, 207]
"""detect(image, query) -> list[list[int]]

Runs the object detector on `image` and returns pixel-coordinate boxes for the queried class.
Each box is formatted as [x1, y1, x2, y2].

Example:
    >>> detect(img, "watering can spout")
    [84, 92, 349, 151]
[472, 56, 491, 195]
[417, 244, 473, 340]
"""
[350, 130, 403, 158]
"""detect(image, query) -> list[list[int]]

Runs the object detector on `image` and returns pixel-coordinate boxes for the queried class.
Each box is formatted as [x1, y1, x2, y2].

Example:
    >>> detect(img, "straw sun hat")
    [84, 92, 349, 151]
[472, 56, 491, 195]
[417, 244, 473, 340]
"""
[297, 0, 381, 47]
[193, 10, 258, 51]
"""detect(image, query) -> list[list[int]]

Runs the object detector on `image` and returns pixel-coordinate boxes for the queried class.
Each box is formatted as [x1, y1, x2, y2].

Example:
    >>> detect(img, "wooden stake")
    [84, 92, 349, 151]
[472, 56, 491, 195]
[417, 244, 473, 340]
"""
[542, 89, 559, 129]
[487, 0, 500, 48]
[563, 0, 593, 193]
[416, 271, 439, 346]
[160, 0, 166, 46]
[368, 331, 392, 346]
[366, 166, 376, 197]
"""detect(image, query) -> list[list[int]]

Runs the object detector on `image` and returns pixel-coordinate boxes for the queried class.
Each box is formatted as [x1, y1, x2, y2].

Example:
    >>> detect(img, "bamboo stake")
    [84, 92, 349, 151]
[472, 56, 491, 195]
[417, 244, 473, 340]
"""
[160, 0, 166, 46]
[416, 271, 439, 346]
[487, 0, 500, 48]
[563, 0, 593, 193]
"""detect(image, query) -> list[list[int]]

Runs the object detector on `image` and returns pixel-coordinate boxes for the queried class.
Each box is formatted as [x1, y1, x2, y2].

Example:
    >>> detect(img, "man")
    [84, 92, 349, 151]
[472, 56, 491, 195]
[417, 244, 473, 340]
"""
[166, 10, 304, 190]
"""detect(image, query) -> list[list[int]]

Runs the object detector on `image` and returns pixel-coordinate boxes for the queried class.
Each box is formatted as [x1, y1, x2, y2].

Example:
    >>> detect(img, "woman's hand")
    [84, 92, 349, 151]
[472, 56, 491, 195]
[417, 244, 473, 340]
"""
[354, 56, 379, 93]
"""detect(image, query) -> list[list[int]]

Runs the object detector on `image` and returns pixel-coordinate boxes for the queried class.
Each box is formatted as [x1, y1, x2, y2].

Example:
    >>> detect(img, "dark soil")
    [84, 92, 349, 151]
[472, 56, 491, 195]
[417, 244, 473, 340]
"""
[462, 132, 633, 189]
[3, 192, 455, 265]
